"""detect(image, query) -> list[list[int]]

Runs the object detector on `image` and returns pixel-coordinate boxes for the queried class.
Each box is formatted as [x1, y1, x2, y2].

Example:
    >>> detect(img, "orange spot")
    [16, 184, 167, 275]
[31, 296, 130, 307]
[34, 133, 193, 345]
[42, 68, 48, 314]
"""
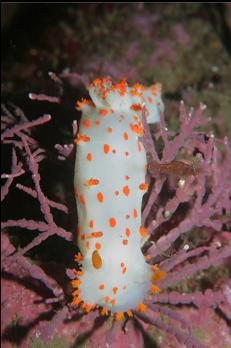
[133, 209, 138, 218]
[100, 109, 110, 116]
[89, 220, 94, 228]
[92, 250, 102, 269]
[138, 142, 142, 152]
[104, 144, 110, 154]
[115, 191, 119, 196]
[125, 151, 129, 156]
[81, 234, 85, 240]
[99, 284, 105, 290]
[123, 239, 128, 245]
[125, 175, 130, 180]
[113, 287, 118, 295]
[125, 228, 131, 237]
[86, 241, 90, 249]
[111, 299, 116, 306]
[139, 183, 149, 191]
[140, 226, 148, 237]
[87, 153, 93, 161]
[122, 267, 127, 274]
[152, 264, 159, 271]
[95, 242, 101, 250]
[123, 132, 129, 141]
[79, 194, 86, 206]
[147, 97, 153, 103]
[108, 127, 113, 133]
[84, 178, 100, 187]
[105, 296, 110, 303]
[83, 119, 91, 128]
[109, 217, 117, 227]
[116, 312, 124, 320]
[95, 120, 101, 125]
[97, 192, 104, 203]
[123, 185, 130, 196]
[137, 303, 147, 312]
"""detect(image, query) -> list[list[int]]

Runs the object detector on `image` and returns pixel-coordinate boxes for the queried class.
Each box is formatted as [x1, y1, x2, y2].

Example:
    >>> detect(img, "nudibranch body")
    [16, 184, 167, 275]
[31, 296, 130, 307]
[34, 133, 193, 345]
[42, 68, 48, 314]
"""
[73, 78, 165, 316]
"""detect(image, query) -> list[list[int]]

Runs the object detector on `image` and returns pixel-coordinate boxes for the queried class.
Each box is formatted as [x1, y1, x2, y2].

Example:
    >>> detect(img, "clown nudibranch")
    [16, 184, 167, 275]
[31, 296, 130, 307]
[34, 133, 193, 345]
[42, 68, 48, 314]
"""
[73, 78, 166, 319]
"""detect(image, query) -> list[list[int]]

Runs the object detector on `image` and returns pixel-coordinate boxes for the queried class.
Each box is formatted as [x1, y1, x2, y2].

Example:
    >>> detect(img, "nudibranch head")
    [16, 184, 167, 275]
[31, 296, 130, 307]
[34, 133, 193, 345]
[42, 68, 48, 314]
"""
[73, 77, 166, 319]
[77, 77, 164, 123]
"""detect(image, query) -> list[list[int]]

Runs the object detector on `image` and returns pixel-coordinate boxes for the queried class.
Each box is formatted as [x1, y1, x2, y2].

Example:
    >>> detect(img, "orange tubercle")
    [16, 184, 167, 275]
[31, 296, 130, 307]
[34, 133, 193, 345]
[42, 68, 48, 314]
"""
[130, 103, 142, 111]
[116, 312, 124, 320]
[109, 217, 117, 227]
[74, 134, 91, 144]
[92, 250, 103, 268]
[75, 98, 95, 110]
[97, 192, 104, 202]
[151, 285, 161, 293]
[136, 303, 147, 312]
[123, 185, 130, 196]
[87, 152, 93, 161]
[101, 307, 109, 316]
[133, 209, 138, 218]
[71, 279, 81, 288]
[139, 183, 149, 191]
[74, 252, 84, 262]
[130, 123, 144, 136]
[72, 297, 82, 305]
[100, 109, 110, 116]
[127, 310, 133, 317]
[140, 226, 148, 237]
[152, 270, 167, 282]
[83, 119, 92, 128]
[104, 144, 110, 154]
[99, 284, 105, 290]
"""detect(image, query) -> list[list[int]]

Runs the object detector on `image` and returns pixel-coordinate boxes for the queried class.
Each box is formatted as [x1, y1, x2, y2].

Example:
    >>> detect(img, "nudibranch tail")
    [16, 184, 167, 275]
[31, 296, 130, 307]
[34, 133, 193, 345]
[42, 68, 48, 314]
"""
[73, 77, 165, 318]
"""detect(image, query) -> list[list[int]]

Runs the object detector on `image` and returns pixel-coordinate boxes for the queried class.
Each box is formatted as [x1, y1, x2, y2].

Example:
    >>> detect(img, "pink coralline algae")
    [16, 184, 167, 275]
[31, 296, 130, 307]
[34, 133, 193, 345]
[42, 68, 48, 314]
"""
[1, 73, 231, 348]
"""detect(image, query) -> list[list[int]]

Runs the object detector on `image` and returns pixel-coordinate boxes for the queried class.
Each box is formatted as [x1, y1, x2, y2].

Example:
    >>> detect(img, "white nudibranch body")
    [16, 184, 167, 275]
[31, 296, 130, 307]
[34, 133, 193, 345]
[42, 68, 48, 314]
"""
[73, 78, 166, 318]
